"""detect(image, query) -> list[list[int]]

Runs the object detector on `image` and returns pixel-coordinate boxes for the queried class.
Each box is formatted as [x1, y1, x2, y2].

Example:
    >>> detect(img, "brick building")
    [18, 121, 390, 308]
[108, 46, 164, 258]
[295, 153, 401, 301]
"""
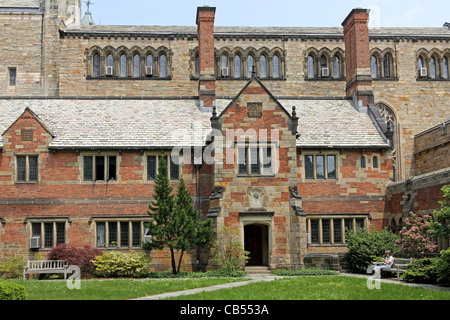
[0, 1, 448, 271]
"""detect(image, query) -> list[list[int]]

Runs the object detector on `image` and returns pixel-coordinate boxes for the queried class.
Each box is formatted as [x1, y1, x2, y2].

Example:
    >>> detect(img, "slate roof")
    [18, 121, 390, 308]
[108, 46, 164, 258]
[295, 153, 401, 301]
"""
[0, 97, 388, 150]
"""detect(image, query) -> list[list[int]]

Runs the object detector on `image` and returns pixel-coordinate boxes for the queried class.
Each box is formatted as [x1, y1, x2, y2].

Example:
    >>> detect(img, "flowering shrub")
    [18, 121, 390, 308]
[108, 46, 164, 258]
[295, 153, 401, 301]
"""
[47, 244, 102, 278]
[395, 211, 437, 258]
[93, 250, 151, 278]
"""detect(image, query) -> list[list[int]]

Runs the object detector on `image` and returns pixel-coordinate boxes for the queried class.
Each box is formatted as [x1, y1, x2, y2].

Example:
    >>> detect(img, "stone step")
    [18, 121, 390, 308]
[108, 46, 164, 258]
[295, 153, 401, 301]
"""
[245, 266, 271, 274]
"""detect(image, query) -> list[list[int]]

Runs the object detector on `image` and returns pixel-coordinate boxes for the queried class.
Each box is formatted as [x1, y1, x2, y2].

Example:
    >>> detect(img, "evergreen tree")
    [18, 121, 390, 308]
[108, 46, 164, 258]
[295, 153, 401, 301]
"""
[145, 154, 212, 275]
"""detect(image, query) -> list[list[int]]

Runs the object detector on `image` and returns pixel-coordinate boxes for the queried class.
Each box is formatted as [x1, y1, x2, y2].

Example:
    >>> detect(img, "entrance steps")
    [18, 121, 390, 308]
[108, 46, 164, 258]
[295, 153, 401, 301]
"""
[245, 266, 271, 275]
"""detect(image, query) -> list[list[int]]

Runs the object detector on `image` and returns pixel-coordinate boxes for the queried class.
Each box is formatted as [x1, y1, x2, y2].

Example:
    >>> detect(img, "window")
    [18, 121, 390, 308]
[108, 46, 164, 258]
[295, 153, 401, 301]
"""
[247, 55, 254, 78]
[371, 55, 378, 78]
[333, 55, 340, 78]
[146, 154, 180, 181]
[237, 144, 274, 176]
[194, 54, 199, 77]
[307, 55, 315, 78]
[234, 55, 241, 78]
[8, 68, 16, 86]
[360, 155, 366, 168]
[31, 221, 66, 248]
[308, 217, 366, 245]
[16, 155, 38, 183]
[221, 54, 228, 77]
[83, 155, 117, 182]
[93, 53, 100, 77]
[372, 156, 378, 168]
[384, 53, 393, 78]
[430, 56, 437, 79]
[304, 154, 337, 180]
[417, 56, 424, 72]
[444, 56, 449, 79]
[95, 220, 148, 248]
[273, 55, 280, 79]
[320, 55, 327, 77]
[159, 54, 167, 77]
[260, 55, 267, 78]
[146, 54, 154, 76]
[133, 54, 140, 77]
[106, 54, 114, 76]
[120, 54, 127, 78]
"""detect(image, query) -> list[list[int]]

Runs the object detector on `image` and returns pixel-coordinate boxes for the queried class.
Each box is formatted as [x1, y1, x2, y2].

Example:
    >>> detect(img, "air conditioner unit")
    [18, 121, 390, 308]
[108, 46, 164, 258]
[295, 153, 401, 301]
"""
[106, 66, 113, 76]
[146, 66, 153, 76]
[30, 236, 41, 249]
[143, 235, 152, 244]
[420, 68, 428, 77]
[321, 68, 329, 77]
[222, 67, 229, 77]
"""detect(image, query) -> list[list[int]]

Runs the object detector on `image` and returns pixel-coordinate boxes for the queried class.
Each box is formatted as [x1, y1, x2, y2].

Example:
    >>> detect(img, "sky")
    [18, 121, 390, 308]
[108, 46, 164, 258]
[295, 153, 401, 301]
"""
[81, 0, 450, 28]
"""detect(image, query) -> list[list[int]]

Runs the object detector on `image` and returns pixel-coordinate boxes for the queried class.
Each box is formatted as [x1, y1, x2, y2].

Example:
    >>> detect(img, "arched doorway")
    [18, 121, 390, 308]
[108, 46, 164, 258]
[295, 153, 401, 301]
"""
[244, 224, 269, 266]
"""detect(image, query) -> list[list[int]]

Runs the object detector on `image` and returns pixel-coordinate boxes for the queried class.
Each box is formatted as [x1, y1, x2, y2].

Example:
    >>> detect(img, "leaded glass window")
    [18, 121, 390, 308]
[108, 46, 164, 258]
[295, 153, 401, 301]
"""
[120, 54, 127, 77]
[307, 55, 315, 78]
[273, 55, 280, 78]
[430, 56, 437, 79]
[333, 55, 340, 78]
[133, 54, 140, 77]
[247, 55, 254, 78]
[234, 55, 241, 78]
[260, 55, 267, 78]
[93, 53, 100, 77]
[159, 54, 167, 77]
[371, 55, 378, 78]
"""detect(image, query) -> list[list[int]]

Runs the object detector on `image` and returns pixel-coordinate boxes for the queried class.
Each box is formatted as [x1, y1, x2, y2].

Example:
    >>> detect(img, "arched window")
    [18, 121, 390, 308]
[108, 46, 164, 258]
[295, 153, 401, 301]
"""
[273, 54, 280, 79]
[220, 54, 229, 77]
[360, 155, 366, 168]
[106, 54, 114, 76]
[247, 55, 254, 78]
[159, 54, 167, 77]
[444, 56, 449, 79]
[194, 54, 199, 77]
[372, 156, 378, 168]
[430, 56, 437, 79]
[260, 55, 267, 78]
[234, 55, 241, 78]
[333, 55, 340, 78]
[120, 54, 127, 78]
[133, 54, 140, 77]
[320, 55, 327, 77]
[146, 54, 153, 76]
[384, 53, 393, 78]
[371, 55, 378, 78]
[307, 55, 315, 78]
[93, 53, 100, 77]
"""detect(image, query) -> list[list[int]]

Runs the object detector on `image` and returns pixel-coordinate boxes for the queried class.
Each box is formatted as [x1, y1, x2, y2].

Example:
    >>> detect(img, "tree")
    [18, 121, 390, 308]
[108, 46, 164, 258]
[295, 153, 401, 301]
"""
[145, 155, 212, 275]
[430, 185, 450, 240]
[395, 211, 438, 258]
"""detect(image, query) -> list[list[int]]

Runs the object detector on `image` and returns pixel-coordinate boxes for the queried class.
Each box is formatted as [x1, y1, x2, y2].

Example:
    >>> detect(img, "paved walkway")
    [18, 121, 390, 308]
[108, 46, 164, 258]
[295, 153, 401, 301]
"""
[131, 272, 449, 300]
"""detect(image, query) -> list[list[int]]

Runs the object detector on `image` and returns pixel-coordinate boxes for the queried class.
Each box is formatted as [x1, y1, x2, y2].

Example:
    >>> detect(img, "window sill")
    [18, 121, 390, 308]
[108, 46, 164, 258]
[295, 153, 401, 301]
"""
[372, 77, 399, 81]
[81, 180, 119, 184]
[416, 77, 450, 81]
[190, 76, 287, 81]
[15, 181, 39, 184]
[237, 174, 275, 178]
[305, 77, 346, 81]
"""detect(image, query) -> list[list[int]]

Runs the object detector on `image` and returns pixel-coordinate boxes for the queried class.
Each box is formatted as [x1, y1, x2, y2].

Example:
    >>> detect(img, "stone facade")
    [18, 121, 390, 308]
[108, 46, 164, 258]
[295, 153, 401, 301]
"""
[0, 2, 448, 270]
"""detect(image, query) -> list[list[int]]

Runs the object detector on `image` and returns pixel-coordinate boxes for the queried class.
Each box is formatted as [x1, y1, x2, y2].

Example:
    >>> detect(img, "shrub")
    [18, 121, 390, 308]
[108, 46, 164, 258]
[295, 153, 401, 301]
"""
[271, 268, 336, 276]
[402, 258, 438, 284]
[345, 227, 401, 273]
[210, 226, 249, 272]
[0, 282, 27, 300]
[0, 256, 25, 279]
[395, 211, 438, 258]
[47, 244, 102, 278]
[146, 270, 247, 278]
[435, 248, 450, 286]
[93, 250, 151, 278]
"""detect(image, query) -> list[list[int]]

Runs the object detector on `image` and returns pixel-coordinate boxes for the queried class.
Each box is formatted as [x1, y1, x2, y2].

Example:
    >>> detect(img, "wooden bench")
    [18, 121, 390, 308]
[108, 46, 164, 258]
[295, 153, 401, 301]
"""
[374, 257, 413, 281]
[23, 260, 69, 280]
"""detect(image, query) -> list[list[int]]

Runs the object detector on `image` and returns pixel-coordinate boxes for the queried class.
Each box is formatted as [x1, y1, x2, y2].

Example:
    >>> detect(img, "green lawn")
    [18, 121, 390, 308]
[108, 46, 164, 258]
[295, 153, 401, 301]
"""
[9, 278, 244, 300]
[167, 276, 450, 300]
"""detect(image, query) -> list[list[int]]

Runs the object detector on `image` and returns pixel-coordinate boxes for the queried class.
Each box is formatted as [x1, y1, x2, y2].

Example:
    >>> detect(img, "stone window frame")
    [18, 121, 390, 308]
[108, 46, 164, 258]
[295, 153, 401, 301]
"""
[15, 154, 39, 184]
[27, 218, 69, 250]
[304, 47, 346, 80]
[143, 151, 182, 183]
[93, 217, 151, 249]
[307, 215, 369, 246]
[235, 142, 277, 177]
[190, 46, 286, 80]
[8, 67, 17, 87]
[79, 152, 120, 184]
[303, 151, 339, 180]
[369, 48, 398, 80]
[86, 45, 172, 79]
[416, 48, 450, 81]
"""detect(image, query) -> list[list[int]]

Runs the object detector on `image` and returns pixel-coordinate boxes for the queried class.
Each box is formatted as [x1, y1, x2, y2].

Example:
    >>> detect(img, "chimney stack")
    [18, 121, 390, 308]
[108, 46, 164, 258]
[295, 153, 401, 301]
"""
[196, 6, 216, 108]
[342, 8, 374, 109]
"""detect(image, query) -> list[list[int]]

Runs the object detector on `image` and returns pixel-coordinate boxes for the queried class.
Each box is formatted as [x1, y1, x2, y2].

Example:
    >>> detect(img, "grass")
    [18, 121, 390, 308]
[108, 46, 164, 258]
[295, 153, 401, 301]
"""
[167, 276, 450, 300]
[7, 277, 245, 300]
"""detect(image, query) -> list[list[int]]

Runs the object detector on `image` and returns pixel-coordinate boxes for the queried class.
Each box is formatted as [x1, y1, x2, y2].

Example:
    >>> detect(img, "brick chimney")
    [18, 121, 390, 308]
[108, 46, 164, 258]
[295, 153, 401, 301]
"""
[196, 6, 216, 108]
[342, 8, 373, 109]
